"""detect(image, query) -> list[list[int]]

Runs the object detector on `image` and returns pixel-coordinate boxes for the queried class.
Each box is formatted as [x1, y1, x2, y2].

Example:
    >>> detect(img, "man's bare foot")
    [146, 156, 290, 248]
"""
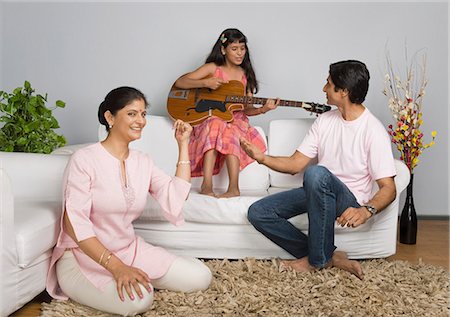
[280, 257, 315, 273]
[332, 251, 364, 279]
[217, 189, 240, 198]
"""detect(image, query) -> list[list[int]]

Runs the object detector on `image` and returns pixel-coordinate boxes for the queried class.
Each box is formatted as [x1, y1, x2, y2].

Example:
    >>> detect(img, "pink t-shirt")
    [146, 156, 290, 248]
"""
[46, 142, 191, 300]
[297, 108, 396, 204]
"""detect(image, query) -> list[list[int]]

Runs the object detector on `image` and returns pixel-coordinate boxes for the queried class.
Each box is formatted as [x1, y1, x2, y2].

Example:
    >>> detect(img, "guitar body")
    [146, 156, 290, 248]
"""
[167, 80, 246, 126]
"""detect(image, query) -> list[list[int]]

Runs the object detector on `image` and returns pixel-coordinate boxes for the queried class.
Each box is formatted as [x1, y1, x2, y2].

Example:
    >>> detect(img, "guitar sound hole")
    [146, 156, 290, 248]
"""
[196, 100, 226, 112]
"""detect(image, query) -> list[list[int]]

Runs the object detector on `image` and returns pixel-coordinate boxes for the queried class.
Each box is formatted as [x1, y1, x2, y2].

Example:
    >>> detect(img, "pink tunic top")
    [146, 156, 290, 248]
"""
[46, 142, 191, 299]
[189, 67, 267, 177]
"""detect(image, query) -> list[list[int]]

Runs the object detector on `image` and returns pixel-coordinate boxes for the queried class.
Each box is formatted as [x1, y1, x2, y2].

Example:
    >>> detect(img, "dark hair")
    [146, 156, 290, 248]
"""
[205, 28, 258, 94]
[98, 86, 148, 131]
[329, 60, 370, 104]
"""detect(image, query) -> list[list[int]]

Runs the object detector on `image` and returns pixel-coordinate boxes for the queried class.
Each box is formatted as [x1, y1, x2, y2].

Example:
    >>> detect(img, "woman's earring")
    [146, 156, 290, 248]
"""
[109, 124, 113, 129]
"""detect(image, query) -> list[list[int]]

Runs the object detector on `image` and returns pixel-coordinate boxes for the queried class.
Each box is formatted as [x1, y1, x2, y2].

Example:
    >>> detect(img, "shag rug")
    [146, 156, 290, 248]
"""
[40, 258, 450, 317]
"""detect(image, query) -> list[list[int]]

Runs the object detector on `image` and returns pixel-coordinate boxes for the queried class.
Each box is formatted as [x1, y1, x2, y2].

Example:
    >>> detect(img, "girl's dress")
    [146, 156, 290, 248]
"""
[46, 142, 191, 299]
[189, 67, 266, 177]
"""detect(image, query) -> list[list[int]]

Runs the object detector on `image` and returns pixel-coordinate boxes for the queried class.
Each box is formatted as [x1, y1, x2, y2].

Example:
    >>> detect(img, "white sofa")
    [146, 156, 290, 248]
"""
[0, 152, 69, 316]
[0, 115, 409, 316]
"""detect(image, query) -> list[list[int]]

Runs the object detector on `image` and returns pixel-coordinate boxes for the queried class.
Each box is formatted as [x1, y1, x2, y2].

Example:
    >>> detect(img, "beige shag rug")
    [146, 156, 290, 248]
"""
[41, 258, 450, 317]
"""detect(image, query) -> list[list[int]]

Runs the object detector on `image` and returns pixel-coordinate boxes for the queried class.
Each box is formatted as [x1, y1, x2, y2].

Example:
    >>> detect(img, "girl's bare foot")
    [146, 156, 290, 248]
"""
[199, 185, 216, 197]
[280, 257, 315, 273]
[332, 251, 364, 279]
[199, 190, 216, 197]
[217, 189, 240, 198]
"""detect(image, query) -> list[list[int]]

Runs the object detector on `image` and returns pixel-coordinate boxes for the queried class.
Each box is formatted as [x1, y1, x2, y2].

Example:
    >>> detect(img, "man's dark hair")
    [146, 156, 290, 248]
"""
[329, 60, 370, 104]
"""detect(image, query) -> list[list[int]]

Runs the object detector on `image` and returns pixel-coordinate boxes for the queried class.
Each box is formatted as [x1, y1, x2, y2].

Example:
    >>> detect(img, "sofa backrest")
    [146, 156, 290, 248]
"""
[0, 152, 69, 201]
[268, 118, 411, 199]
[99, 115, 270, 193]
[268, 118, 317, 188]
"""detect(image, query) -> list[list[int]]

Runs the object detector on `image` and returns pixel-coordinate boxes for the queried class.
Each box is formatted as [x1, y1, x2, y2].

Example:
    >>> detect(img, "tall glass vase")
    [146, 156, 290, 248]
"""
[399, 173, 417, 244]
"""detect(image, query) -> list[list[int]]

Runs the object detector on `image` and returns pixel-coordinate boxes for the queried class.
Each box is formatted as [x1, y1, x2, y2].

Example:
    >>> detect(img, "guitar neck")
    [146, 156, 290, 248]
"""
[225, 96, 331, 114]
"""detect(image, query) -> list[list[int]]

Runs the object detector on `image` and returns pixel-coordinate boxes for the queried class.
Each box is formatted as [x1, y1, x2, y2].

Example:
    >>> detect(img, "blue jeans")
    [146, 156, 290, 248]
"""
[248, 165, 360, 268]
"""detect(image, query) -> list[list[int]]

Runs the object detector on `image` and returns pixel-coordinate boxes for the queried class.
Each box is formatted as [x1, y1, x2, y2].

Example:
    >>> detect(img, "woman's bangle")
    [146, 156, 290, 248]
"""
[103, 252, 113, 269]
[99, 248, 108, 265]
[177, 160, 191, 166]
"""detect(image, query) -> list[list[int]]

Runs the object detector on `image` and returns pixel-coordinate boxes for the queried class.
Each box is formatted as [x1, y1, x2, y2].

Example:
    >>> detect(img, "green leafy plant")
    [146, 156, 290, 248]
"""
[0, 81, 66, 153]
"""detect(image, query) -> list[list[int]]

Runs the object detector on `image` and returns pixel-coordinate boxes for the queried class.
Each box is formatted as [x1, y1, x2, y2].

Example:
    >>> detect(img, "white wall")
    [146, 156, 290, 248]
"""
[0, 2, 3, 90]
[0, 1, 448, 217]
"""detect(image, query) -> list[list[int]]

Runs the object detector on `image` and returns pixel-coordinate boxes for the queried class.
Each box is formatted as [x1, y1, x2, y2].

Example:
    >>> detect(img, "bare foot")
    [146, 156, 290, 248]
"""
[280, 257, 315, 273]
[199, 186, 216, 197]
[217, 189, 240, 198]
[199, 190, 216, 197]
[332, 251, 364, 279]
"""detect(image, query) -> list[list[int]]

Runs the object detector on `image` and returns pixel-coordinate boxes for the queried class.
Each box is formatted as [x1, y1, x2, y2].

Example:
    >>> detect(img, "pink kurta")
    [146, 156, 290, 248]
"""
[189, 67, 267, 177]
[46, 142, 191, 300]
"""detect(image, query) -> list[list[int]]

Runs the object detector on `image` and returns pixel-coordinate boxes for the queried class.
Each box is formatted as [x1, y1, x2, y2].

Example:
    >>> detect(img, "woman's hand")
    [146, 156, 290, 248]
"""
[110, 262, 152, 302]
[73, 235, 152, 302]
[240, 137, 265, 163]
[174, 120, 193, 144]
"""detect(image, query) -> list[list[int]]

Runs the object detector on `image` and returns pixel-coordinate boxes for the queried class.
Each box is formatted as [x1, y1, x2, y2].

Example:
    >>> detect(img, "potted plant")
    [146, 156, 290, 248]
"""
[0, 81, 66, 154]
[383, 49, 437, 244]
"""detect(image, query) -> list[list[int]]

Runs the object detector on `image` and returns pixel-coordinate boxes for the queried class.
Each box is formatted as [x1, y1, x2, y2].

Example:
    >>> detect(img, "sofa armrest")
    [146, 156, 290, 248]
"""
[393, 159, 410, 195]
[0, 152, 70, 200]
[0, 169, 18, 316]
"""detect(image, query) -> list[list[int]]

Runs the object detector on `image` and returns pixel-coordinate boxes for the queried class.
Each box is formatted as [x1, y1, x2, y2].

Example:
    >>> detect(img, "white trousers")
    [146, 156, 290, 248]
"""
[56, 251, 212, 316]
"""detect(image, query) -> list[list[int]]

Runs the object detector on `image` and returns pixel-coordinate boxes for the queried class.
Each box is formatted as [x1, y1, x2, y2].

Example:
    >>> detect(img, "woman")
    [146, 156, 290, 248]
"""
[46, 87, 212, 316]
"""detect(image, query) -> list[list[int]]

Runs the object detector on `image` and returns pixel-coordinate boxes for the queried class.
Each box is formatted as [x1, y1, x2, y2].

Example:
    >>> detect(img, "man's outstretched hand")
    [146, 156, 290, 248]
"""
[240, 137, 265, 164]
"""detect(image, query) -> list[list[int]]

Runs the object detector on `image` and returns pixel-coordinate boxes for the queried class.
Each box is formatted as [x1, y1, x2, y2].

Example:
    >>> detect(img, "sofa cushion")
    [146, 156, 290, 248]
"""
[51, 143, 94, 155]
[15, 200, 61, 268]
[140, 193, 264, 225]
[137, 191, 373, 234]
[268, 118, 317, 188]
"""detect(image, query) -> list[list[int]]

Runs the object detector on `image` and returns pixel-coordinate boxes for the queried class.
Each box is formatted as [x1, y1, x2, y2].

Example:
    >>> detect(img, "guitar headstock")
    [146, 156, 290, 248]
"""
[304, 102, 332, 114]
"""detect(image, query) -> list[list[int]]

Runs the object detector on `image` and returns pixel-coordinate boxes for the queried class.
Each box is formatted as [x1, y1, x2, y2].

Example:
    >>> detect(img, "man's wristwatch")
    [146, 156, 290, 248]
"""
[363, 205, 377, 217]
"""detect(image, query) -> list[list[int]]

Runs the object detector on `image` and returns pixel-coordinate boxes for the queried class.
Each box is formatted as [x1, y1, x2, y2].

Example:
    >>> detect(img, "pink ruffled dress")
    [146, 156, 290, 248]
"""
[189, 67, 267, 177]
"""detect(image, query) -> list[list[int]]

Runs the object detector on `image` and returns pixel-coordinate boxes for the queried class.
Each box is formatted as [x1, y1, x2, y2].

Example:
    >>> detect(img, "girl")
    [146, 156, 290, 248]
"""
[175, 28, 278, 198]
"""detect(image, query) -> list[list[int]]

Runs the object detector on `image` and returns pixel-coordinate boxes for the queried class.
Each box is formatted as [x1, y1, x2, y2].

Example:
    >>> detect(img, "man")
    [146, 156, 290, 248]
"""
[240, 60, 396, 279]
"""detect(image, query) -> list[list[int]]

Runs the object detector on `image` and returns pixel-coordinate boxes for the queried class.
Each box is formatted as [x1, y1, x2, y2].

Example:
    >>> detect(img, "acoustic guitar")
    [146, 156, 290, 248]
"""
[167, 80, 331, 126]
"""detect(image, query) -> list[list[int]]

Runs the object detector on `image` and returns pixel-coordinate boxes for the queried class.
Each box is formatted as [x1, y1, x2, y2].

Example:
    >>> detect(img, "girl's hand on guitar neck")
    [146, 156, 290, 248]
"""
[204, 77, 228, 90]
[245, 98, 280, 116]
[261, 98, 280, 113]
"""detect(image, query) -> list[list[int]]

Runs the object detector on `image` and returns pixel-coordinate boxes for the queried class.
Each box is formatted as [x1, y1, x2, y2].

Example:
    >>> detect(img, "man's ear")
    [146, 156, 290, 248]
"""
[340, 88, 349, 98]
